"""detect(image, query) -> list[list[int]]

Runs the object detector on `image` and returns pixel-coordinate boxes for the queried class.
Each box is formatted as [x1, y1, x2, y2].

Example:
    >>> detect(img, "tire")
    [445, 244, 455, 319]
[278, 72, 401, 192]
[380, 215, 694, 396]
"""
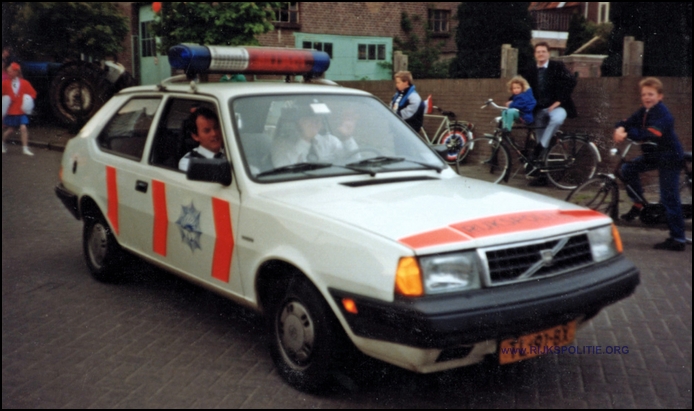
[436, 126, 473, 164]
[545, 136, 600, 190]
[455, 136, 510, 184]
[49, 62, 104, 128]
[83, 212, 127, 283]
[565, 176, 619, 219]
[268, 276, 342, 392]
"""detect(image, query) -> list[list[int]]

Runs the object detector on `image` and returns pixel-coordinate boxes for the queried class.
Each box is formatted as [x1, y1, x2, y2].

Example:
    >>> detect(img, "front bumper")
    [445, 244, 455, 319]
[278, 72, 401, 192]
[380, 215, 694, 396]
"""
[330, 255, 639, 349]
[55, 183, 80, 220]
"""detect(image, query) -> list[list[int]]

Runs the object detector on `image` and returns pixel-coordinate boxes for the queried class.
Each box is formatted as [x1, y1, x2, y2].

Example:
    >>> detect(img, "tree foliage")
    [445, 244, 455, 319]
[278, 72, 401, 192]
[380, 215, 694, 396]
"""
[151, 2, 282, 53]
[8, 2, 129, 61]
[394, 12, 450, 79]
[565, 13, 611, 55]
[450, 2, 533, 78]
[602, 2, 692, 77]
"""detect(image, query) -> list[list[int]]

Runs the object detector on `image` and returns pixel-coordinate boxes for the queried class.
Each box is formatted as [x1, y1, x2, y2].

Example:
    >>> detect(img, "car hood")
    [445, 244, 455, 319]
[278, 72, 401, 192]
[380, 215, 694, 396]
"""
[258, 174, 610, 253]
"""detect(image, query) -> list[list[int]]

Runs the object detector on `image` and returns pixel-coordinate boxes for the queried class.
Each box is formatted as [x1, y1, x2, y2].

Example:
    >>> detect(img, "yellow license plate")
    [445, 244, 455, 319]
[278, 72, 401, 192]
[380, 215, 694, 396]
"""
[499, 320, 576, 365]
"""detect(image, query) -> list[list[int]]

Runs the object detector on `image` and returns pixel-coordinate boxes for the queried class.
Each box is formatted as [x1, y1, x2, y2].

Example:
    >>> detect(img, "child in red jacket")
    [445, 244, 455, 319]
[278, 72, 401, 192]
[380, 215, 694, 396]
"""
[2, 62, 37, 155]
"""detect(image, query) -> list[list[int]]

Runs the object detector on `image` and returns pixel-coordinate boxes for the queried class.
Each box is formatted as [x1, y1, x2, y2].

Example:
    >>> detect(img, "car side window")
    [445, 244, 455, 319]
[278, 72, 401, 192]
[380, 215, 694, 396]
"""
[150, 98, 219, 171]
[97, 98, 161, 160]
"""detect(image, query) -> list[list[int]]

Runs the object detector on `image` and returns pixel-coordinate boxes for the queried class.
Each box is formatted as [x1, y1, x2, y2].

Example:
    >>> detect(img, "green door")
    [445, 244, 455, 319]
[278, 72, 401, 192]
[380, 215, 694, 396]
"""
[138, 5, 172, 85]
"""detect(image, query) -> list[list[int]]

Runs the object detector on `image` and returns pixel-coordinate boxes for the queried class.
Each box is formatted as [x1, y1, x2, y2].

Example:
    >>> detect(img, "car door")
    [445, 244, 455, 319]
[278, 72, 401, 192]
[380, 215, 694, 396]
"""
[95, 96, 163, 253]
[143, 96, 244, 295]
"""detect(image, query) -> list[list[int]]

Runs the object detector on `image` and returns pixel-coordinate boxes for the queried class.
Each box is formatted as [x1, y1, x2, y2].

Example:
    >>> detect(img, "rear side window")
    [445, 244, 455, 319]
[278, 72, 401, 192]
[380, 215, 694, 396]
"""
[97, 98, 162, 160]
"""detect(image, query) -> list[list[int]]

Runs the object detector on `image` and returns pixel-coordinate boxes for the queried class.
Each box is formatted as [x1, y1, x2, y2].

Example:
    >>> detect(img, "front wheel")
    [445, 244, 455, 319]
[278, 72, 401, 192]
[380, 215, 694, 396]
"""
[436, 126, 473, 164]
[545, 136, 600, 190]
[565, 176, 619, 219]
[269, 276, 342, 392]
[455, 136, 510, 184]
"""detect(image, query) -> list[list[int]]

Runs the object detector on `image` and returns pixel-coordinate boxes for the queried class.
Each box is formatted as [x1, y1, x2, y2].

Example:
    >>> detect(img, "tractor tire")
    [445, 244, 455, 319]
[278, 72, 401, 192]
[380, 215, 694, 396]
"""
[49, 62, 108, 128]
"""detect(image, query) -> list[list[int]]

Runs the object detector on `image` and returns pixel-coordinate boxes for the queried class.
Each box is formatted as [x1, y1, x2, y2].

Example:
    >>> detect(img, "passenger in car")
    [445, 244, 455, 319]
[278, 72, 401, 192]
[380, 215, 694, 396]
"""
[270, 104, 358, 168]
[178, 107, 225, 171]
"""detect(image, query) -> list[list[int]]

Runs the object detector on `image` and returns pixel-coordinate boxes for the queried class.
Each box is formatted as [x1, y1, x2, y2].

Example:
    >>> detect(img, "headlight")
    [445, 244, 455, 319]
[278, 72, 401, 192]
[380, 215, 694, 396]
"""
[419, 252, 481, 294]
[588, 225, 621, 262]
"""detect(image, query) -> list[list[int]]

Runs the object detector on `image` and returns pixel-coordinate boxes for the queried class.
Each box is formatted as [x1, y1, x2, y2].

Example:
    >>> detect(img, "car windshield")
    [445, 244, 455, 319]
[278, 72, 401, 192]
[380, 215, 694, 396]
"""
[232, 94, 444, 181]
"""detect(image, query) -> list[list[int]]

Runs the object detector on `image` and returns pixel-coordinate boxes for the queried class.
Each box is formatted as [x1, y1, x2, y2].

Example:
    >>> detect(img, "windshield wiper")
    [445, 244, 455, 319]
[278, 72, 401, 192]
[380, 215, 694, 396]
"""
[346, 156, 444, 174]
[257, 162, 333, 177]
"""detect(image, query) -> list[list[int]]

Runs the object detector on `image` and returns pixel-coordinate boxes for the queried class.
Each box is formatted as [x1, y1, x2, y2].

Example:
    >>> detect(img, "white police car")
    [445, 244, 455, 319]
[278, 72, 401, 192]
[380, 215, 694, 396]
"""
[56, 45, 639, 391]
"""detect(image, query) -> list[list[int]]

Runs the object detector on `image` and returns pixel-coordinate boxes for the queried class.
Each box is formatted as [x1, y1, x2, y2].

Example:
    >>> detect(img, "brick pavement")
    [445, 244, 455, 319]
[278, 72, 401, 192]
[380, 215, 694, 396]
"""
[2, 128, 692, 408]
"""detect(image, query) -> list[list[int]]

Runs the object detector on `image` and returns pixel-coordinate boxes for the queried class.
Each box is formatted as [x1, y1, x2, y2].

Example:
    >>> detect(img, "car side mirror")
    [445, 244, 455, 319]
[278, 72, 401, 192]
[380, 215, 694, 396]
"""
[432, 144, 452, 161]
[187, 158, 232, 186]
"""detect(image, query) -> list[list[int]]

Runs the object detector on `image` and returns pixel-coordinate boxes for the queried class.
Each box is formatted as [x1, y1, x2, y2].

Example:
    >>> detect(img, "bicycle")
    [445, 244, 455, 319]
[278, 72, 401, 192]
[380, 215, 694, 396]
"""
[420, 105, 475, 164]
[565, 139, 692, 242]
[455, 99, 601, 190]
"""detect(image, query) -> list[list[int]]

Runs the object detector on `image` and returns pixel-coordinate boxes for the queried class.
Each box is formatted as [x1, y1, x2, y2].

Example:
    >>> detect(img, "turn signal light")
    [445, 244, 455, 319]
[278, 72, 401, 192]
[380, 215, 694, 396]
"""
[395, 257, 423, 297]
[612, 224, 623, 253]
[341, 298, 358, 314]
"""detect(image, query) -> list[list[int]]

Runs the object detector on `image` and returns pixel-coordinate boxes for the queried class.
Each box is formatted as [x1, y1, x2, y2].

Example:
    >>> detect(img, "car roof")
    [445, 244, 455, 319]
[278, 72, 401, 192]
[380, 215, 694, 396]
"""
[119, 80, 373, 99]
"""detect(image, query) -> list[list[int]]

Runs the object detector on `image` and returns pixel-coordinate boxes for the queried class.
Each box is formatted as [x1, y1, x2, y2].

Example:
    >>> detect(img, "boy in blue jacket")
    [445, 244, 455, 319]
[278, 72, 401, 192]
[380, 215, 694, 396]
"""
[614, 77, 686, 251]
[502, 75, 536, 132]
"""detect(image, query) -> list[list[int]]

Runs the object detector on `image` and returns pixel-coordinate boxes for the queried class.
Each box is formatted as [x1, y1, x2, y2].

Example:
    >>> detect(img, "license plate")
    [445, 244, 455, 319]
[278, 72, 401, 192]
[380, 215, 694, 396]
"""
[499, 320, 576, 365]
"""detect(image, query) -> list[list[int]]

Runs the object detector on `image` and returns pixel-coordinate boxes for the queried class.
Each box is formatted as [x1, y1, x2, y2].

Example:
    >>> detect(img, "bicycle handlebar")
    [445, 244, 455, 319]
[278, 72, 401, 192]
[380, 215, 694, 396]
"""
[481, 99, 506, 110]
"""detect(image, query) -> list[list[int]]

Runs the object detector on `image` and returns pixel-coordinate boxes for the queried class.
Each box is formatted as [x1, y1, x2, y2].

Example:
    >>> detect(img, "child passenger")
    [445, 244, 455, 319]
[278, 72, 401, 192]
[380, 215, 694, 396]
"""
[502, 75, 536, 132]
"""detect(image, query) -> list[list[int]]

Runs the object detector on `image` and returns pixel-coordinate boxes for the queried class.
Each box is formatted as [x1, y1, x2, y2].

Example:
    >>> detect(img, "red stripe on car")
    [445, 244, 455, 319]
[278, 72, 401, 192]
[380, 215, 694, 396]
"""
[211, 198, 234, 283]
[152, 180, 168, 257]
[400, 209, 605, 250]
[106, 166, 119, 235]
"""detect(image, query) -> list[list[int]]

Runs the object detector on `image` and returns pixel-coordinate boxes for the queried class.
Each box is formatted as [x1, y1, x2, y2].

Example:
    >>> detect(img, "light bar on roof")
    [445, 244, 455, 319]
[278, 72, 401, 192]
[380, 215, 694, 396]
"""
[168, 44, 331, 77]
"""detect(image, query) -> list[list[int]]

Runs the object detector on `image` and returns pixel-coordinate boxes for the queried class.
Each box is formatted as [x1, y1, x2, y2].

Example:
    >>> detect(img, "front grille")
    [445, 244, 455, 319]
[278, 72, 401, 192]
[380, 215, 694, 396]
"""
[485, 234, 592, 285]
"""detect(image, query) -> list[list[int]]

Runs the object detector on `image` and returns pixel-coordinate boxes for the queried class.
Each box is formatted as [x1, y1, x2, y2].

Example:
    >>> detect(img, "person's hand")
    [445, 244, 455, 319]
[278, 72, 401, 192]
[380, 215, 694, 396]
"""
[505, 101, 511, 108]
[613, 127, 627, 144]
[547, 102, 561, 112]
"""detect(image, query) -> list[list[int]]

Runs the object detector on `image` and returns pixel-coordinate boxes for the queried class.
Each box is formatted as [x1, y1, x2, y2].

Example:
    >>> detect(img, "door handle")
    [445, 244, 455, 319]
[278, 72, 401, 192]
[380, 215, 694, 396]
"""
[135, 180, 148, 193]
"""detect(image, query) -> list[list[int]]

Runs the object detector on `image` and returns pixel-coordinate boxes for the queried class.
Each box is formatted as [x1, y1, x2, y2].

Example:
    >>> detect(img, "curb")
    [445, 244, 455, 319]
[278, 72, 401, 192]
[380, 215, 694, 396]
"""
[5, 138, 66, 152]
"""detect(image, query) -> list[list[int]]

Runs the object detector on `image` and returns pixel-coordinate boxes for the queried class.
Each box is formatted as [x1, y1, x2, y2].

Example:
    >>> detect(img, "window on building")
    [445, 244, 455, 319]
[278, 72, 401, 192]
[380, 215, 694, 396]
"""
[598, 3, 610, 24]
[140, 22, 156, 58]
[358, 44, 386, 61]
[302, 41, 333, 59]
[275, 2, 299, 23]
[429, 9, 451, 33]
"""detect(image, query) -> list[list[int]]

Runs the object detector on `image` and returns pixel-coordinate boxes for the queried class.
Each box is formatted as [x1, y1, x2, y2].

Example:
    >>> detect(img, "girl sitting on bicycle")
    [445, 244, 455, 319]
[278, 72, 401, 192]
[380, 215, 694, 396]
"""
[614, 77, 686, 251]
[502, 76, 536, 133]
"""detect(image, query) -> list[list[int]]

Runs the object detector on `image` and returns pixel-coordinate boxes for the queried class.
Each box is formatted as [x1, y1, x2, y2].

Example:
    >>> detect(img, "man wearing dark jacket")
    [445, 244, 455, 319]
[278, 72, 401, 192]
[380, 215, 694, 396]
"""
[522, 42, 577, 186]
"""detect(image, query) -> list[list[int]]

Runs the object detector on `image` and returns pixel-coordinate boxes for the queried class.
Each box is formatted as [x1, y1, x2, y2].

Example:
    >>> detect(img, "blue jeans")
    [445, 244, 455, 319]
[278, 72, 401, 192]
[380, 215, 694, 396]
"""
[534, 108, 567, 148]
[621, 155, 685, 242]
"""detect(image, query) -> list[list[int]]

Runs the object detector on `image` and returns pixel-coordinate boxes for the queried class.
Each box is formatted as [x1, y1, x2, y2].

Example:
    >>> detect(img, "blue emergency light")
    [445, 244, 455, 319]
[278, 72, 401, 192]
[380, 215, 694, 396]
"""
[168, 44, 331, 78]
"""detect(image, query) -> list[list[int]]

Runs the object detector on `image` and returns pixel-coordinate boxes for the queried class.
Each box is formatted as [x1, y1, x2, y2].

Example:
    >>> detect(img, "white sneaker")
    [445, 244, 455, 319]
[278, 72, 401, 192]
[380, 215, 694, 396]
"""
[1, 143, 6, 154]
[23, 146, 34, 156]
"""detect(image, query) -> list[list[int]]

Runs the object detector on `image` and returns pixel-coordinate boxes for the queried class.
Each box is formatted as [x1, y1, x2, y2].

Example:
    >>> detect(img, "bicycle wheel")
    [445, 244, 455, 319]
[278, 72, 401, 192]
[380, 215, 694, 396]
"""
[455, 136, 510, 184]
[565, 176, 619, 219]
[545, 135, 600, 190]
[436, 126, 473, 164]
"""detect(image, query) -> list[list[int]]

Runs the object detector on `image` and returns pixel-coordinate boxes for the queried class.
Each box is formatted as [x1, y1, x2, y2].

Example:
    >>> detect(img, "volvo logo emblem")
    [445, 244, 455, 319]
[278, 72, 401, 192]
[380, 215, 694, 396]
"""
[540, 249, 555, 266]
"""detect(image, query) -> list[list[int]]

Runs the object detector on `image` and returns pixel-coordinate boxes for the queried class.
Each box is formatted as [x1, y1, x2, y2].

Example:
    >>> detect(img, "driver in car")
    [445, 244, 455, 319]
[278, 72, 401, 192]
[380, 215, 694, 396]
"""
[179, 107, 225, 172]
[271, 104, 359, 168]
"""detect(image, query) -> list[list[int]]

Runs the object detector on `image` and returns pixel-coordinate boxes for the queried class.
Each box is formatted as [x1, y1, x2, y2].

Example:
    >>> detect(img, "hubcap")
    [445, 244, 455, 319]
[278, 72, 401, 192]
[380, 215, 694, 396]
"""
[277, 300, 315, 368]
[88, 223, 108, 269]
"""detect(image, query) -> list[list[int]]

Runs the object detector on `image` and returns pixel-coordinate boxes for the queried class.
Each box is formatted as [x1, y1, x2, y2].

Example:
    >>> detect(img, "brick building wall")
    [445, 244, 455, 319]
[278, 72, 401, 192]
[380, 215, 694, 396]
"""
[257, 2, 460, 55]
[340, 77, 692, 183]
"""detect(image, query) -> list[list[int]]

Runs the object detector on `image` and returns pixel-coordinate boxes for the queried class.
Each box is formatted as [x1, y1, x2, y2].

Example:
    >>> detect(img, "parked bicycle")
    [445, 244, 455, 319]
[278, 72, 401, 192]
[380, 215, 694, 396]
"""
[455, 99, 600, 189]
[565, 139, 692, 239]
[420, 105, 475, 164]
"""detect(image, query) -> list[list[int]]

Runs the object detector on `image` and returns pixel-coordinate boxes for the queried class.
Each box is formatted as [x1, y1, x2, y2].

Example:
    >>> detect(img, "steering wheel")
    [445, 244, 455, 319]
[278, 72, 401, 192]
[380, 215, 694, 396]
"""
[343, 146, 384, 161]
